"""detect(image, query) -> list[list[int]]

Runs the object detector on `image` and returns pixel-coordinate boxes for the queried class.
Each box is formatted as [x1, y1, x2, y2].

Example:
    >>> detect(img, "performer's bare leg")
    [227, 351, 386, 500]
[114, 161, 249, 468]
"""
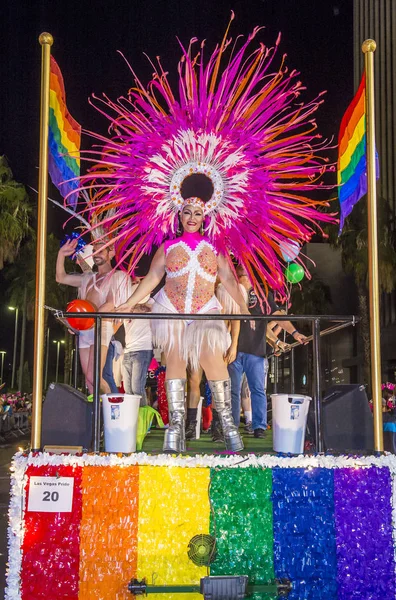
[187, 367, 203, 408]
[79, 347, 93, 394]
[186, 366, 203, 440]
[87, 345, 111, 394]
[200, 343, 243, 451]
[164, 342, 187, 380]
[199, 344, 229, 381]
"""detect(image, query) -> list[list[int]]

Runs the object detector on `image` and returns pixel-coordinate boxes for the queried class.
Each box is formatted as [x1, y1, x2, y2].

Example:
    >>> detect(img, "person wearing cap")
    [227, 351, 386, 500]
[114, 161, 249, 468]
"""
[56, 238, 131, 394]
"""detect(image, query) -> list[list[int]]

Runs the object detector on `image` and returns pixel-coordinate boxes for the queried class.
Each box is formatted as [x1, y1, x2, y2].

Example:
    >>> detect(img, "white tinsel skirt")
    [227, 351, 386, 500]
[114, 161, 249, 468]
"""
[151, 288, 231, 371]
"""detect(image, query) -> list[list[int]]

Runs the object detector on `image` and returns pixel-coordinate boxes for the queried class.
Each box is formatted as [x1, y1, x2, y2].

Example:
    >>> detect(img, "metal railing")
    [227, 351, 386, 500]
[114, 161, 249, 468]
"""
[47, 311, 358, 454]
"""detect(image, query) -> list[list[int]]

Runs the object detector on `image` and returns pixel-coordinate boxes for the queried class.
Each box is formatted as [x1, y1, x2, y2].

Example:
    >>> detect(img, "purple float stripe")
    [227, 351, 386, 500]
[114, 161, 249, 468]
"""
[334, 467, 395, 600]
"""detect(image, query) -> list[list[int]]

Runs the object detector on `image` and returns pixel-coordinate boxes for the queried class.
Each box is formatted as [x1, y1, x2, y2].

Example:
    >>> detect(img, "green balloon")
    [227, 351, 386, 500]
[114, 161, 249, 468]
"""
[285, 262, 304, 283]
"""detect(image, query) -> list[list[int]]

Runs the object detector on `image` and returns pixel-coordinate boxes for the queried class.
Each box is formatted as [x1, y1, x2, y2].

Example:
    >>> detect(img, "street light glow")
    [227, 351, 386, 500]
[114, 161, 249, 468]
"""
[8, 306, 16, 311]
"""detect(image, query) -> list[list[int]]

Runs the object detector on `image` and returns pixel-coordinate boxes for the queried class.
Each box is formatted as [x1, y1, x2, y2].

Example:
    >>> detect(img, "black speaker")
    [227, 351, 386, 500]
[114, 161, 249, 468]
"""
[42, 383, 93, 449]
[307, 384, 374, 452]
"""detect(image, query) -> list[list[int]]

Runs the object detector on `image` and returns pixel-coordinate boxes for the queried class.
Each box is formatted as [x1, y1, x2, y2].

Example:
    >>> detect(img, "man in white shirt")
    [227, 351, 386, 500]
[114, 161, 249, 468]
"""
[56, 237, 131, 394]
[122, 283, 154, 406]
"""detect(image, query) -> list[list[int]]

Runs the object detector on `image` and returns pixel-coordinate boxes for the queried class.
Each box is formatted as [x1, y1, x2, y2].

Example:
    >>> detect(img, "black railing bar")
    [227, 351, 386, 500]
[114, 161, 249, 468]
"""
[268, 320, 357, 357]
[62, 312, 359, 323]
[312, 318, 324, 452]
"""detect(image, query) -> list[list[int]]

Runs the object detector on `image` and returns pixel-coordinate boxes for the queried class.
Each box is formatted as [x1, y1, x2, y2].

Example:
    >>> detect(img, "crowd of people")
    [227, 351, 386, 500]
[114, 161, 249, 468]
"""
[0, 391, 31, 442]
[57, 197, 308, 453]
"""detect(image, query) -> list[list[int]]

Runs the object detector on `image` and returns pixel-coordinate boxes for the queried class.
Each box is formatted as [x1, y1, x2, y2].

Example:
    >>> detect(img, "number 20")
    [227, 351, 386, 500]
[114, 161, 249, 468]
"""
[43, 491, 59, 502]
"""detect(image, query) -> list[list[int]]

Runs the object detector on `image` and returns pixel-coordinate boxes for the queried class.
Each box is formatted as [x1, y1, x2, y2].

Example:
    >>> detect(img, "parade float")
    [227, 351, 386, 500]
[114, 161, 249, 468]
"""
[6, 17, 392, 600]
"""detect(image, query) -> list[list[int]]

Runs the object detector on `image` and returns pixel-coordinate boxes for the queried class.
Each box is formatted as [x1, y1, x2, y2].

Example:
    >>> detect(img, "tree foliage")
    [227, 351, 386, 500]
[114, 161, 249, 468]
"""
[0, 156, 31, 269]
[326, 197, 396, 294]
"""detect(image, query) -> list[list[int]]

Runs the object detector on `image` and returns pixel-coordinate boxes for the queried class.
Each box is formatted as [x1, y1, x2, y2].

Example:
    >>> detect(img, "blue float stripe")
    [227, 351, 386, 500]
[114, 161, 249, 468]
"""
[272, 468, 338, 600]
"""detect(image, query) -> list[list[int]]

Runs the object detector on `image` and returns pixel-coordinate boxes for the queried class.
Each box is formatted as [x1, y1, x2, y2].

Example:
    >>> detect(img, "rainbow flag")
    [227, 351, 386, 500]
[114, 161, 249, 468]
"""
[337, 73, 379, 233]
[49, 56, 81, 208]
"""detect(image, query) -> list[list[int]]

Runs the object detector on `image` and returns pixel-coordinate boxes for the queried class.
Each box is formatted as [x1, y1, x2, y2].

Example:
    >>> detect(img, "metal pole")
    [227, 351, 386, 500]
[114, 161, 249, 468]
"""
[362, 39, 383, 451]
[92, 318, 102, 452]
[73, 336, 78, 388]
[312, 318, 324, 452]
[290, 347, 295, 394]
[44, 327, 50, 389]
[69, 342, 73, 385]
[55, 342, 60, 383]
[11, 308, 19, 389]
[0, 353, 5, 383]
[31, 32, 53, 451]
[18, 286, 28, 392]
[273, 356, 279, 393]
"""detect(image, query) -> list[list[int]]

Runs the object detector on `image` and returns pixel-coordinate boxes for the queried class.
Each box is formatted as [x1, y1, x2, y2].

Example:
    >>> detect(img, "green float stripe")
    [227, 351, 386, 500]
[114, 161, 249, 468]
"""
[209, 467, 275, 595]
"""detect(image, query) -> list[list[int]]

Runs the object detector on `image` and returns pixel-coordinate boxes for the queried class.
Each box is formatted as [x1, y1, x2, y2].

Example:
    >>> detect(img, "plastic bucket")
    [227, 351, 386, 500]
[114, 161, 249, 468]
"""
[271, 394, 311, 454]
[101, 394, 141, 452]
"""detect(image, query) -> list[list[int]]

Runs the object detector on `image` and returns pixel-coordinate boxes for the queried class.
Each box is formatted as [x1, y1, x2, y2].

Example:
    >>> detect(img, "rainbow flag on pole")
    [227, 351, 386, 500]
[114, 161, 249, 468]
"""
[337, 73, 379, 233]
[49, 56, 81, 208]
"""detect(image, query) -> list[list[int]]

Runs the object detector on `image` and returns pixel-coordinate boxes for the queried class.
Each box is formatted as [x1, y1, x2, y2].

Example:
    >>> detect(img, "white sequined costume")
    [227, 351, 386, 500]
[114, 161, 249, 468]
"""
[151, 232, 230, 370]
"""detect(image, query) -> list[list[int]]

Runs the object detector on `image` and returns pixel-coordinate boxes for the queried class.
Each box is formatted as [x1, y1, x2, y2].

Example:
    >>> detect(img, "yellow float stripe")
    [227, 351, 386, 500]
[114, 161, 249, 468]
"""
[137, 465, 210, 600]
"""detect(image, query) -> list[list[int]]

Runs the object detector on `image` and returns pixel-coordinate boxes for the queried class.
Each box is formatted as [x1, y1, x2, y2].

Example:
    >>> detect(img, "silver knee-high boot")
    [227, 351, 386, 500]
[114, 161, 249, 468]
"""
[208, 379, 244, 452]
[163, 379, 186, 453]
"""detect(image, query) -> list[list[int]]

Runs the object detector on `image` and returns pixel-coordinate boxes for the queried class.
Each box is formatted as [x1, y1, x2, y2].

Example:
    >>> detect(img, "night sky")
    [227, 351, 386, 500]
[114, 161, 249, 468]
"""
[0, 0, 353, 379]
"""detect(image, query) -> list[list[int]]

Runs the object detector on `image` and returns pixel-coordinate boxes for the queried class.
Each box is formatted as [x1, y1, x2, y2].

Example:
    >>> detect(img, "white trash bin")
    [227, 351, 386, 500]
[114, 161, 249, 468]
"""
[271, 394, 311, 454]
[101, 394, 141, 453]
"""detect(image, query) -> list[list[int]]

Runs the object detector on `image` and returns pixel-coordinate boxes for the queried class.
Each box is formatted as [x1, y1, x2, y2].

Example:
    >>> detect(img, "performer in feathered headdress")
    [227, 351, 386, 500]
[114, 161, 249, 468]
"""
[77, 15, 336, 452]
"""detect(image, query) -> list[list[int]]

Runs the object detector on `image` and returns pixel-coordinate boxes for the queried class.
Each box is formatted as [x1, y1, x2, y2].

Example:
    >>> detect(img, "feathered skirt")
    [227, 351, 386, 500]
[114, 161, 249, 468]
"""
[151, 288, 231, 371]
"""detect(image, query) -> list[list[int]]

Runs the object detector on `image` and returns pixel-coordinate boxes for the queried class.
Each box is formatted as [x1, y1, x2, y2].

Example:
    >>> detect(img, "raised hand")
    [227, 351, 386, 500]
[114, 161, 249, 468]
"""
[59, 239, 78, 257]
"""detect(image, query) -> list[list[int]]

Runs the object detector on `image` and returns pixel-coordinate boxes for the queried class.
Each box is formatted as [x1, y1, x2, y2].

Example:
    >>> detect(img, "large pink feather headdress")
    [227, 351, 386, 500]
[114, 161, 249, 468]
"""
[78, 14, 336, 301]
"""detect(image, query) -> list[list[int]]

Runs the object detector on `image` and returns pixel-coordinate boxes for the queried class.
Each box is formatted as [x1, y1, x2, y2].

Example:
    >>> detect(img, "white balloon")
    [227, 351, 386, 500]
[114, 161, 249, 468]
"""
[280, 240, 300, 262]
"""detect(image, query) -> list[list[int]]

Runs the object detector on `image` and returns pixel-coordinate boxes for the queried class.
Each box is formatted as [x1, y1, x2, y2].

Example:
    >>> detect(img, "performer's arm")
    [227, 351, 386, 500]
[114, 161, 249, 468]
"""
[56, 239, 83, 287]
[116, 245, 166, 312]
[224, 319, 240, 365]
[217, 254, 249, 314]
[272, 309, 308, 344]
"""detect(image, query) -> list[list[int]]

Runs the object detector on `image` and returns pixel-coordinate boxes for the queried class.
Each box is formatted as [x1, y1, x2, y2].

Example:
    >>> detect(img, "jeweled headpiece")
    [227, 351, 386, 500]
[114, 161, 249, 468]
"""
[79, 15, 336, 300]
[180, 197, 206, 213]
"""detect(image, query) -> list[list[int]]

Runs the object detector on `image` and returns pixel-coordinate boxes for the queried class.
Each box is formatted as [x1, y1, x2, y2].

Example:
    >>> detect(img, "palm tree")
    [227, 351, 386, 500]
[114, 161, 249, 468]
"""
[4, 233, 77, 390]
[326, 197, 396, 388]
[0, 156, 31, 269]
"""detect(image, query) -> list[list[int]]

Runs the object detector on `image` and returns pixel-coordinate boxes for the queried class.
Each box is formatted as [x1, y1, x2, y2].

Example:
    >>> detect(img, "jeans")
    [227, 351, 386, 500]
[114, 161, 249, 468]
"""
[122, 350, 153, 406]
[102, 340, 118, 394]
[228, 353, 269, 431]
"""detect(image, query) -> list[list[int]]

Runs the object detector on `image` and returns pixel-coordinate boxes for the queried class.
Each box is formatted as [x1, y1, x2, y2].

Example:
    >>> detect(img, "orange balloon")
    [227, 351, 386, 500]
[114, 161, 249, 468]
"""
[66, 299, 96, 330]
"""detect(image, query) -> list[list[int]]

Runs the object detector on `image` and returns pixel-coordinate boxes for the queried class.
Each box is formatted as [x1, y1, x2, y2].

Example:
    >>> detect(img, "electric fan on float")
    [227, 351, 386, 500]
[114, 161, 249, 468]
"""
[187, 534, 217, 567]
[128, 533, 291, 598]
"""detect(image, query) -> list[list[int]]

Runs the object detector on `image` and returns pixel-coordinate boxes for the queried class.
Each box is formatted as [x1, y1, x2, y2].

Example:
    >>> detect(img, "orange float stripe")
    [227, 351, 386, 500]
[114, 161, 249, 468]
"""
[79, 466, 139, 600]
[49, 73, 81, 147]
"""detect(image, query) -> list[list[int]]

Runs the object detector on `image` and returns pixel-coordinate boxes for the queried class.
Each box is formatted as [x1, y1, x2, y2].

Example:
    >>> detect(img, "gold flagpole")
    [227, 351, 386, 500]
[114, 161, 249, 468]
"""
[31, 33, 53, 451]
[362, 39, 383, 451]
